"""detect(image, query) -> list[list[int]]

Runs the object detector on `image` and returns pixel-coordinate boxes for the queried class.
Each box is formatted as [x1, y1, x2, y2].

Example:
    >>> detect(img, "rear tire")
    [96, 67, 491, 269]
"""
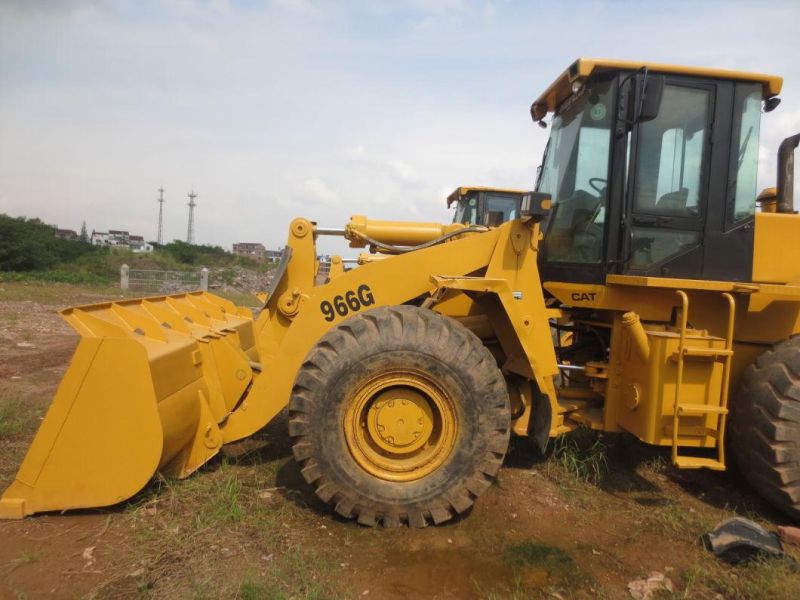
[730, 336, 800, 518]
[288, 305, 510, 527]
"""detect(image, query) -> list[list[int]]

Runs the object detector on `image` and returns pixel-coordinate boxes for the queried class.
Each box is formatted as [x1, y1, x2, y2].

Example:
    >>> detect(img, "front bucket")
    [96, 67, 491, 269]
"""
[0, 291, 258, 519]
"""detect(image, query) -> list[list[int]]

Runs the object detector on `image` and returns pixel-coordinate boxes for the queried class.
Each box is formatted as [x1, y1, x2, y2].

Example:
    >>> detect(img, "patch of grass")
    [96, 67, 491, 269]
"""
[477, 545, 604, 600]
[0, 396, 35, 439]
[0, 281, 134, 304]
[1, 552, 38, 579]
[638, 454, 669, 475]
[504, 542, 575, 578]
[227, 549, 342, 600]
[237, 574, 272, 600]
[129, 463, 246, 526]
[550, 428, 608, 484]
[115, 459, 314, 596]
[478, 577, 530, 600]
[0, 269, 111, 285]
[678, 555, 800, 600]
[268, 549, 341, 600]
[630, 500, 718, 539]
[215, 288, 263, 307]
[204, 473, 244, 524]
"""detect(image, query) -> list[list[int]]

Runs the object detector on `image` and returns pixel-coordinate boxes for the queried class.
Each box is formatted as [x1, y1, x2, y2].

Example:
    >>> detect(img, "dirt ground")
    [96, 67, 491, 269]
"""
[2, 282, 800, 600]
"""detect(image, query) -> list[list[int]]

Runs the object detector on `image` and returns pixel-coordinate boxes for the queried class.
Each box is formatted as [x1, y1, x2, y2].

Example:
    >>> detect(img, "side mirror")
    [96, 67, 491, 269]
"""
[615, 69, 664, 136]
[521, 192, 551, 221]
[638, 74, 664, 122]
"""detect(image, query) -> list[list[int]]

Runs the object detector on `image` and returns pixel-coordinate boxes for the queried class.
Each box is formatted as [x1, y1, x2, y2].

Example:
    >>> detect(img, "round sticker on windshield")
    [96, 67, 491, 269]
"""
[590, 104, 606, 121]
[469, 198, 477, 207]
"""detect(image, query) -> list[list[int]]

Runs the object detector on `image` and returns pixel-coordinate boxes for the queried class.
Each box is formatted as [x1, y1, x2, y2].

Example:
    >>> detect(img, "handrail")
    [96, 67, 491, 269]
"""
[672, 290, 690, 464]
[717, 292, 736, 467]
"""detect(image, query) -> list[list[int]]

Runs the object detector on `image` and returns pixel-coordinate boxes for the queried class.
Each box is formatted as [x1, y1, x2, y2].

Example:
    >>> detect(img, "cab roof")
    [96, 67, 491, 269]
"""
[530, 58, 783, 122]
[446, 186, 528, 207]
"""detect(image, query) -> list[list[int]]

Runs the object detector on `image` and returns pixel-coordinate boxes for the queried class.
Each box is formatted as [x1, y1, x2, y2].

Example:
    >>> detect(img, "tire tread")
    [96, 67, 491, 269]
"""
[731, 336, 800, 518]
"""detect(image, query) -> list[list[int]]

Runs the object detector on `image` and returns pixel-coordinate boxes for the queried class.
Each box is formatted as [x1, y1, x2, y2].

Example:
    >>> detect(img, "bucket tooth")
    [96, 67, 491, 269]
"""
[140, 299, 193, 334]
[165, 296, 212, 326]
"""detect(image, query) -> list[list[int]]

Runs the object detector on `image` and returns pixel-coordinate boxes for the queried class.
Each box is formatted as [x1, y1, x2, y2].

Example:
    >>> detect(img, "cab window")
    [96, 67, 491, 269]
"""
[538, 77, 615, 265]
[484, 194, 518, 226]
[729, 83, 762, 224]
[453, 195, 479, 225]
[634, 85, 709, 216]
[629, 84, 711, 270]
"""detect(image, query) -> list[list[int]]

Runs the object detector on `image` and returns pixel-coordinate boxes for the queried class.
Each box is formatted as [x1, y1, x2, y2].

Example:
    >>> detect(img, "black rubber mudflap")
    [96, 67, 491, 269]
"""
[704, 517, 784, 564]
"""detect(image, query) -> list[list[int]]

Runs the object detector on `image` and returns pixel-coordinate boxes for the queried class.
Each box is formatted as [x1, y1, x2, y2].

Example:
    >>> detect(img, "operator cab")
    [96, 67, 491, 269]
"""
[448, 186, 525, 227]
[533, 58, 782, 283]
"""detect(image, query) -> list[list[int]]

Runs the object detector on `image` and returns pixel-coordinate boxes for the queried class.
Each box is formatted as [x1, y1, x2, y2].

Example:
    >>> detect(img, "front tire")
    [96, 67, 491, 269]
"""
[288, 305, 510, 527]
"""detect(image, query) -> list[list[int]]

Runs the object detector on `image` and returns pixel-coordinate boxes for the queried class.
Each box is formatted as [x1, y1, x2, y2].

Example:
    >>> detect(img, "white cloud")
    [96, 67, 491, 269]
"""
[294, 178, 341, 208]
[269, 0, 324, 16]
[343, 145, 367, 159]
[385, 159, 416, 183]
[411, 0, 468, 14]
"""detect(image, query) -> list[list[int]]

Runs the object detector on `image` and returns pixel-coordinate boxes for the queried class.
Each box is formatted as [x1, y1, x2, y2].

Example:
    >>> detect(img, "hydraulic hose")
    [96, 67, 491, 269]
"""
[350, 225, 489, 255]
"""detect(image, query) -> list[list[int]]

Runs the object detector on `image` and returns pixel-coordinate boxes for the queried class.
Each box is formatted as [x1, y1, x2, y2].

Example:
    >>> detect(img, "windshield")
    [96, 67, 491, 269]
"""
[453, 195, 479, 225]
[537, 77, 615, 264]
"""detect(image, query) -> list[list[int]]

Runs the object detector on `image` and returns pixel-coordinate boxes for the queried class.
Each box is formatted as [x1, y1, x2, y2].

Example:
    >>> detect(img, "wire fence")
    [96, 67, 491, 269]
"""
[121, 265, 208, 293]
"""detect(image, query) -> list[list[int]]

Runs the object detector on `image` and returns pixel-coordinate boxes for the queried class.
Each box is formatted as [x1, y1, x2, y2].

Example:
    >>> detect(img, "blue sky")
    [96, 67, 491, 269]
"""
[1, 0, 799, 254]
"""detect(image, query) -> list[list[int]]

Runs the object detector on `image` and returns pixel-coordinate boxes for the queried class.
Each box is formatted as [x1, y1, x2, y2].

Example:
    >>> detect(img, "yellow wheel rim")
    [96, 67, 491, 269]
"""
[343, 368, 458, 482]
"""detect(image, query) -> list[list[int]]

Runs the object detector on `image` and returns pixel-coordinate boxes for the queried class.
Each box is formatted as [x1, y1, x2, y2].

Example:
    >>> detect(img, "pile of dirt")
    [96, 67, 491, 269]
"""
[210, 266, 275, 294]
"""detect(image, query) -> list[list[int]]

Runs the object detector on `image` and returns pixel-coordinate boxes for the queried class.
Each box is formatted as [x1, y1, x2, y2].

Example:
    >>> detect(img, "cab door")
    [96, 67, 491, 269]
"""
[702, 82, 761, 282]
[623, 79, 716, 278]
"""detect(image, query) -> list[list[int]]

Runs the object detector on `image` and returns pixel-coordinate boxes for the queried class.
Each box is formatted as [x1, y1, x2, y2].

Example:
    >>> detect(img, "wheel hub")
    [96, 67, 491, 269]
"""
[343, 369, 458, 482]
[368, 389, 433, 454]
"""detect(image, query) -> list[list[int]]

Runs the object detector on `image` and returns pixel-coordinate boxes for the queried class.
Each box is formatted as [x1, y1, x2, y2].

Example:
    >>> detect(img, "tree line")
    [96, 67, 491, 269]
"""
[0, 214, 260, 280]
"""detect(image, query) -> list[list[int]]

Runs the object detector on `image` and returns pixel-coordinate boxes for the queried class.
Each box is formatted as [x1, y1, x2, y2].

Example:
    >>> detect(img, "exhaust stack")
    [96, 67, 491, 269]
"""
[777, 133, 800, 213]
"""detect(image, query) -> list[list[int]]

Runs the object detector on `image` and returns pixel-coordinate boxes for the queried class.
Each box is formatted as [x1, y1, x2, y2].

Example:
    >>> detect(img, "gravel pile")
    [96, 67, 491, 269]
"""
[210, 266, 275, 294]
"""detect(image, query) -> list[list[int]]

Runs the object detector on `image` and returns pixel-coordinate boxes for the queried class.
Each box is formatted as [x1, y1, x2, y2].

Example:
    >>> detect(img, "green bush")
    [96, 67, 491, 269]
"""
[160, 240, 267, 271]
[0, 214, 101, 271]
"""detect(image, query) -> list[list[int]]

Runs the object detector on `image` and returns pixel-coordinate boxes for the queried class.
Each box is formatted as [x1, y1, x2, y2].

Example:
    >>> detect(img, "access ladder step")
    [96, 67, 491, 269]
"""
[674, 456, 726, 471]
[670, 347, 733, 361]
[665, 424, 721, 438]
[676, 403, 728, 416]
[683, 347, 733, 357]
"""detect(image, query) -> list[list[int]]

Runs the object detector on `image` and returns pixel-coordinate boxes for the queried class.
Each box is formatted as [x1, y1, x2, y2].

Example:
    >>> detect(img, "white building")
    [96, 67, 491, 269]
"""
[129, 235, 153, 253]
[91, 229, 151, 251]
[90, 231, 112, 246]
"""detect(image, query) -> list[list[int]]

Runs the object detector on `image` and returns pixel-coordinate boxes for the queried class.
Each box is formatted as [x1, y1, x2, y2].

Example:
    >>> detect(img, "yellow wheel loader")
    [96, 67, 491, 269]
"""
[339, 186, 529, 269]
[4, 58, 800, 527]
[447, 186, 527, 227]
